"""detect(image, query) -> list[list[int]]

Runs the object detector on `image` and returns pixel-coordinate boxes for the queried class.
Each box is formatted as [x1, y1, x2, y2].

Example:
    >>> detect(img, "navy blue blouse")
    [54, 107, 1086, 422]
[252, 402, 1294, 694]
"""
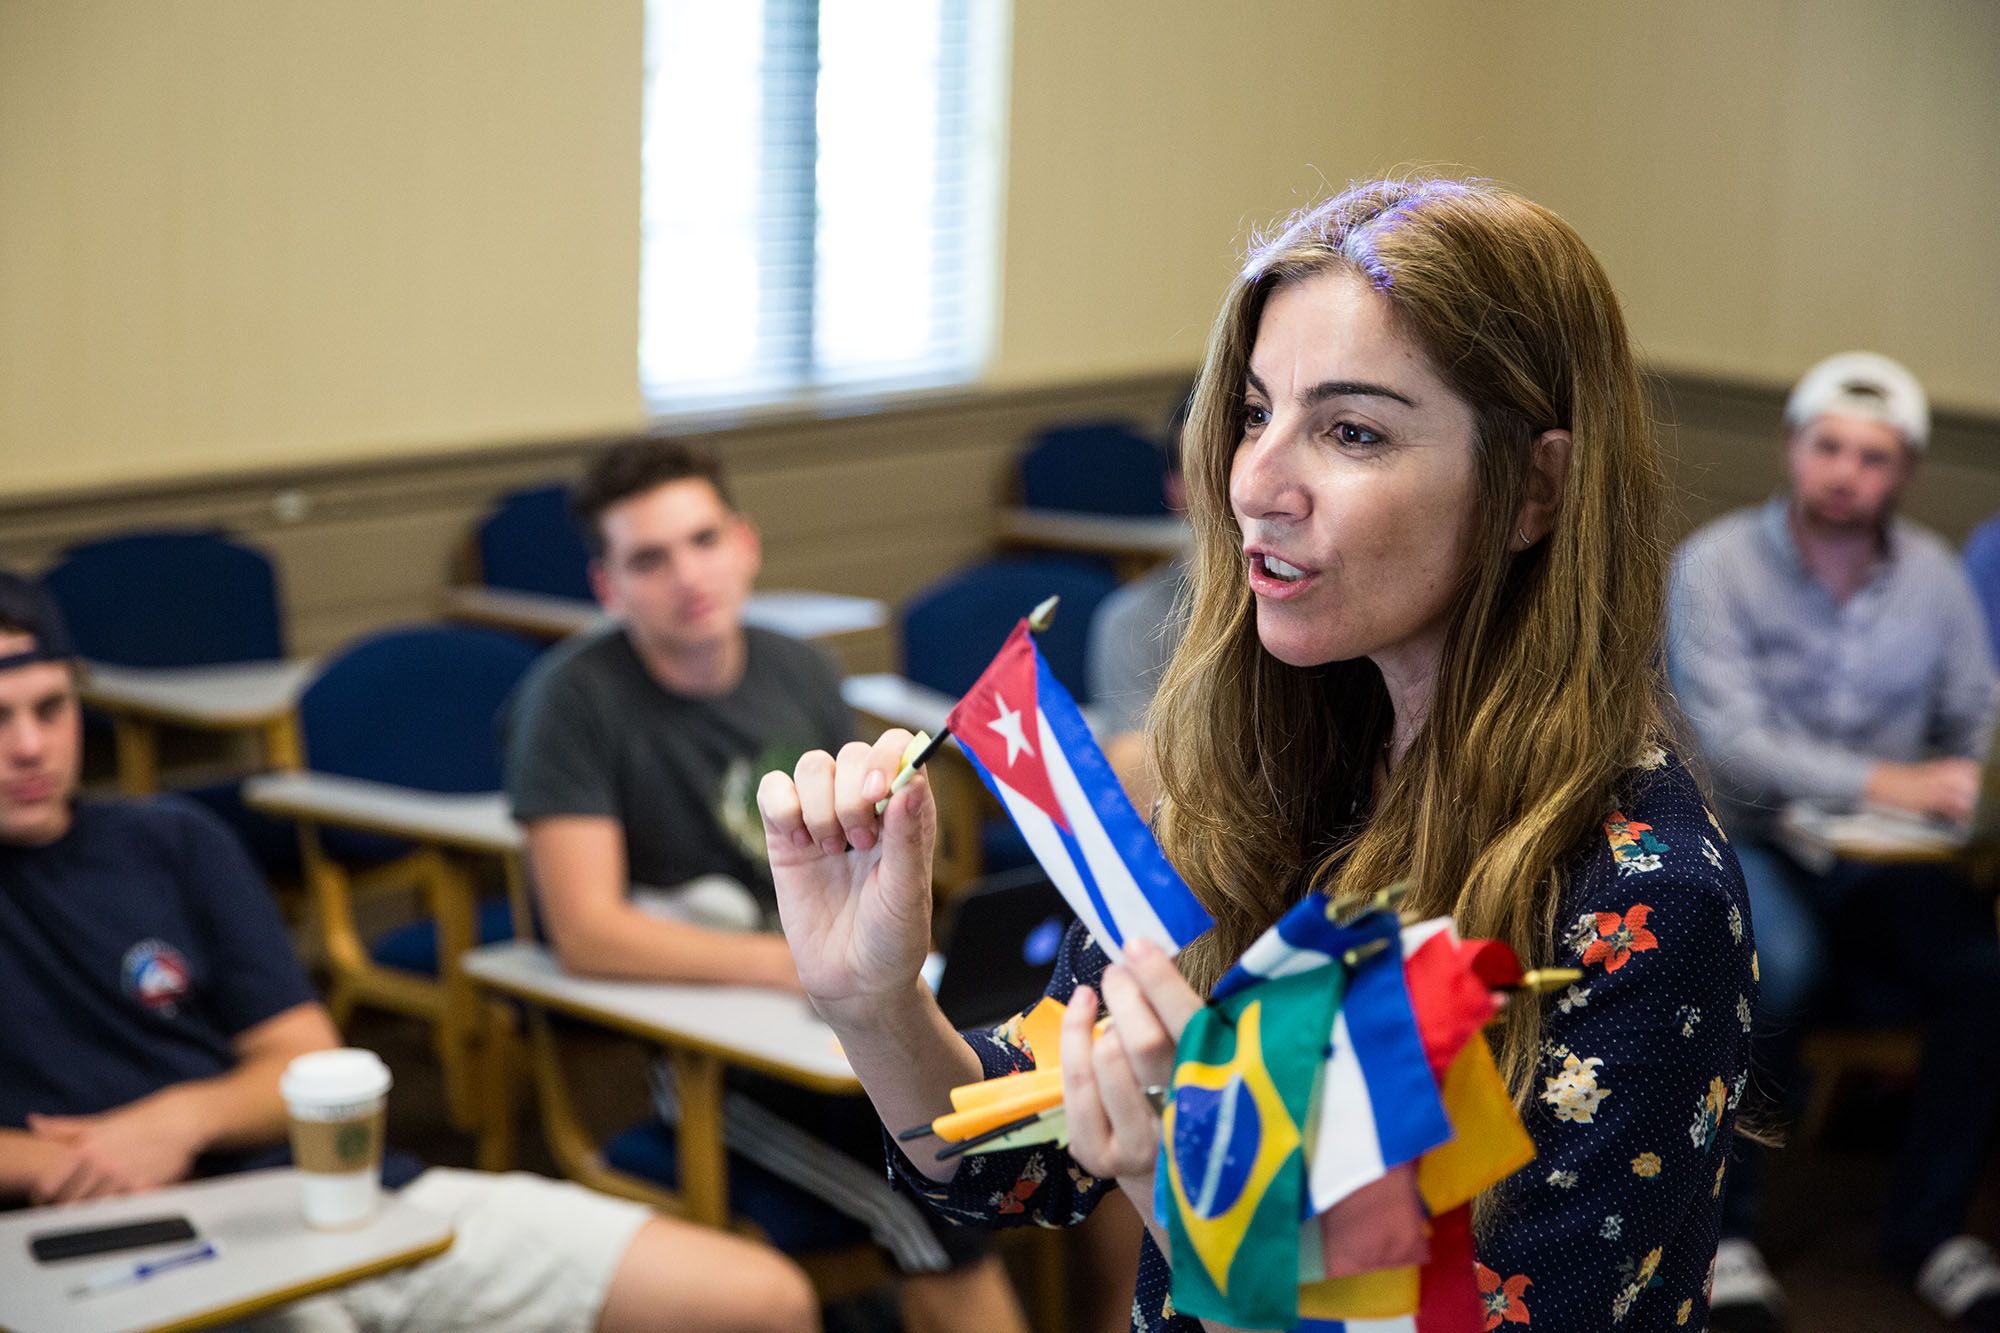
[890, 752, 1755, 1331]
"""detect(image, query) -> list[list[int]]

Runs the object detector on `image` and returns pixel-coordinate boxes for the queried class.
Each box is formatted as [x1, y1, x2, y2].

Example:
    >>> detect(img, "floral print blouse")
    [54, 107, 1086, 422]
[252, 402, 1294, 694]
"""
[887, 751, 1755, 1331]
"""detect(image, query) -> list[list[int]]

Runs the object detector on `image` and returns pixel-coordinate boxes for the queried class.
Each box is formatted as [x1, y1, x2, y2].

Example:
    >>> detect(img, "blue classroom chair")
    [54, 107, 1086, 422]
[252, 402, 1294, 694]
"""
[42, 529, 286, 668]
[1964, 514, 2000, 665]
[42, 529, 300, 870]
[901, 555, 1121, 703]
[475, 483, 594, 600]
[288, 625, 541, 1127]
[1018, 420, 1171, 517]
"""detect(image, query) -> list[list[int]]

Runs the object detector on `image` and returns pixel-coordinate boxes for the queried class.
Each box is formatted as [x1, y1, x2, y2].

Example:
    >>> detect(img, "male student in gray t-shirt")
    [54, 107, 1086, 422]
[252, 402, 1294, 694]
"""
[505, 438, 846, 989]
[503, 438, 1028, 1333]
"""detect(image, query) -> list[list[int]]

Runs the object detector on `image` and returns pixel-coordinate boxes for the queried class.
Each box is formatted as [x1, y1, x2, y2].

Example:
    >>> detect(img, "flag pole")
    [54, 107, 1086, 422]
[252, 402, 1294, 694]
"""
[874, 595, 1061, 814]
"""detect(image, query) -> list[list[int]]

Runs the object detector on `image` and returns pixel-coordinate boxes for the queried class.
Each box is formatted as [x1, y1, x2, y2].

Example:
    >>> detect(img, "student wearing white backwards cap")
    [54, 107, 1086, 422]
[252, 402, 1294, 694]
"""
[1669, 352, 2000, 1332]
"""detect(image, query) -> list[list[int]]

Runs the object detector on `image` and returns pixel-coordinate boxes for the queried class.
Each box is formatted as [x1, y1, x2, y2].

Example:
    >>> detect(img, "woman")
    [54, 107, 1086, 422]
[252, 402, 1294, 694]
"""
[759, 178, 1754, 1332]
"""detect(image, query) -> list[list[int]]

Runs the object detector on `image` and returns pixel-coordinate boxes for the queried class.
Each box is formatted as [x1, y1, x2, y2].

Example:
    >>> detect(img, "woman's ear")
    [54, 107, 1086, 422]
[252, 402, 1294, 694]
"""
[1515, 429, 1572, 550]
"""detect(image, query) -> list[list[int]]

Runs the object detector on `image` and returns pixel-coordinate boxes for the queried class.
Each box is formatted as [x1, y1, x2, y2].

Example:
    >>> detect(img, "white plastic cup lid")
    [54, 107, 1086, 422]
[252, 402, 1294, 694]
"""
[280, 1048, 392, 1108]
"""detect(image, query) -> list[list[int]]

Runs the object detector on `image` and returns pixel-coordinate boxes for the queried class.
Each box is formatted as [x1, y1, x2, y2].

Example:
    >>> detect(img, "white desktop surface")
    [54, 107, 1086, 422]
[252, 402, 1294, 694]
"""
[743, 590, 888, 639]
[996, 508, 1189, 557]
[441, 586, 886, 643]
[80, 660, 315, 726]
[463, 941, 857, 1092]
[841, 673, 958, 738]
[439, 585, 602, 637]
[242, 771, 521, 854]
[0, 1168, 452, 1333]
[1775, 800, 1966, 872]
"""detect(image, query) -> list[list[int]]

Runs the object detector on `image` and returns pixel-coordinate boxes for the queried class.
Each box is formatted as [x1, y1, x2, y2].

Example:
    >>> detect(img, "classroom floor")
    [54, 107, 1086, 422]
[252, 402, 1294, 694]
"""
[355, 1005, 1981, 1332]
[1730, 1081, 1984, 1333]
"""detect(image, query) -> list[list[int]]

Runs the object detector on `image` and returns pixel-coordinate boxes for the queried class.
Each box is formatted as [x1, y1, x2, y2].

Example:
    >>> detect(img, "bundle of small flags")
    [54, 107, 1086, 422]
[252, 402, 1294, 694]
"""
[1158, 890, 1555, 1331]
[903, 892, 1559, 1332]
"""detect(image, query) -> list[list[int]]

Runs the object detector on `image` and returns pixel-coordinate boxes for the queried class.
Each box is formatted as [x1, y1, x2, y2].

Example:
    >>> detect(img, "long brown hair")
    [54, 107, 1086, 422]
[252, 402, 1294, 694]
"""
[1152, 178, 1669, 1128]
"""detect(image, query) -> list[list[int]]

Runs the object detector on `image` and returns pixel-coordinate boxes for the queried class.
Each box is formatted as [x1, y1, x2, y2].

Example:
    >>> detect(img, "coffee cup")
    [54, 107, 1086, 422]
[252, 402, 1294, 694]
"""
[280, 1048, 392, 1229]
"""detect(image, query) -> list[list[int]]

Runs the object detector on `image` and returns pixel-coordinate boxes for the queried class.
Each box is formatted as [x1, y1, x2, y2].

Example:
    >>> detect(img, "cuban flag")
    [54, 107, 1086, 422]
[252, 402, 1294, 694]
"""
[947, 620, 1212, 961]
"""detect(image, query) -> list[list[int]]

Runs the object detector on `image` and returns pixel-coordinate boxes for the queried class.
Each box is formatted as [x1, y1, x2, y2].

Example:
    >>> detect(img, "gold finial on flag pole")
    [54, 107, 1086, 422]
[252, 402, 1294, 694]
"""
[875, 596, 1063, 814]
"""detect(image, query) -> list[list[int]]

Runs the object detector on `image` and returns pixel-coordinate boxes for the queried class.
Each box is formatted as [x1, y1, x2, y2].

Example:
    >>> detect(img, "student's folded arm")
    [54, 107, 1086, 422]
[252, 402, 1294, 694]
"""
[525, 816, 798, 989]
[78, 1002, 341, 1164]
[0, 1127, 72, 1202]
[174, 1001, 343, 1153]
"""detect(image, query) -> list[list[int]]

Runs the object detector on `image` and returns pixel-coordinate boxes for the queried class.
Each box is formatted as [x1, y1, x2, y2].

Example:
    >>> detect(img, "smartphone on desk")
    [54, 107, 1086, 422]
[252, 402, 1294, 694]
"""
[28, 1214, 199, 1263]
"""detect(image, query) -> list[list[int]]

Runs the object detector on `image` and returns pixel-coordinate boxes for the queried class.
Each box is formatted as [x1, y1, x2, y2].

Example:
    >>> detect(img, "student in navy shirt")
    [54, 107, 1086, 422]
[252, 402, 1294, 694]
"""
[0, 573, 817, 1332]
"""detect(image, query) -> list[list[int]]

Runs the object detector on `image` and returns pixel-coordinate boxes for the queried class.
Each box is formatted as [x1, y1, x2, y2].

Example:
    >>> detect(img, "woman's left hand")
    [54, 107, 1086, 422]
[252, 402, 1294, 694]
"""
[1062, 937, 1204, 1215]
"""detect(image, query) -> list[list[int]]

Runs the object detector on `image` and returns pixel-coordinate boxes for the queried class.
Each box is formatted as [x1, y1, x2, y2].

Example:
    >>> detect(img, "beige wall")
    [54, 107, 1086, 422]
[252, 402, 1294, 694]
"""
[1430, 2, 2000, 415]
[1, 1, 1995, 502]
[991, 1, 2000, 411]
[0, 1, 646, 498]
[987, 3, 1474, 385]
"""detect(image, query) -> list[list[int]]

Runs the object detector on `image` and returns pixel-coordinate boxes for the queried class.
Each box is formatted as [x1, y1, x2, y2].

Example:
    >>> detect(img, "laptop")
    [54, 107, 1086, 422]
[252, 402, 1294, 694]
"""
[930, 866, 1075, 1030]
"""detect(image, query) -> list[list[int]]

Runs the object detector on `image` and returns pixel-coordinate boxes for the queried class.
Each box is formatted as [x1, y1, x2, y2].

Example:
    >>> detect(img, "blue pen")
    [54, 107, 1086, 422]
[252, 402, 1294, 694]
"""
[68, 1240, 219, 1298]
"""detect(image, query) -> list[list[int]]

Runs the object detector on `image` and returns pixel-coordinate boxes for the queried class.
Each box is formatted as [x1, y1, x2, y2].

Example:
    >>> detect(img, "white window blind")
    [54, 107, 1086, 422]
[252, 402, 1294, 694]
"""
[640, 0, 1006, 410]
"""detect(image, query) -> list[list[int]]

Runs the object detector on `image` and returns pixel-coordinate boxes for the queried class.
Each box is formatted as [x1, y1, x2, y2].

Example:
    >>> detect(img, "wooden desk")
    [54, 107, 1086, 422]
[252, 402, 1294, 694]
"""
[242, 772, 521, 855]
[462, 940, 858, 1229]
[439, 586, 888, 647]
[80, 659, 315, 797]
[1774, 801, 1968, 872]
[0, 1168, 452, 1333]
[840, 672, 956, 739]
[995, 507, 1188, 578]
[1774, 801, 1999, 1142]
[242, 772, 521, 1143]
[437, 586, 602, 639]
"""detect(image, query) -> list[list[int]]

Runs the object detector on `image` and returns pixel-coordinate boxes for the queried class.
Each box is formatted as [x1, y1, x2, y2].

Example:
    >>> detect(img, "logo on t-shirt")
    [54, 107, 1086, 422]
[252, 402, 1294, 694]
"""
[716, 740, 816, 871]
[121, 939, 193, 1017]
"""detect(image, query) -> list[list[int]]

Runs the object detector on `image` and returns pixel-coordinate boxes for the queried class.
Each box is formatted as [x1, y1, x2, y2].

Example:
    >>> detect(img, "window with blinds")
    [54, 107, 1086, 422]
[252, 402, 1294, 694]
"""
[640, 0, 1006, 411]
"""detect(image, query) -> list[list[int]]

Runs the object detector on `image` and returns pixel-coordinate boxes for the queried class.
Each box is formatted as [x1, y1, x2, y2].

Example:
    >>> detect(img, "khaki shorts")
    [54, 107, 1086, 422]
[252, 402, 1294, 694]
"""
[234, 1169, 653, 1333]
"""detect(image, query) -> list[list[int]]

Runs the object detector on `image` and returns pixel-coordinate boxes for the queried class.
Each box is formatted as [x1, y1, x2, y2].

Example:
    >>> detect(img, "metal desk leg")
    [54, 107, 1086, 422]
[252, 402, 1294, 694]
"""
[262, 713, 305, 772]
[110, 716, 160, 796]
[669, 1048, 728, 1227]
[427, 853, 483, 1134]
[476, 999, 520, 1173]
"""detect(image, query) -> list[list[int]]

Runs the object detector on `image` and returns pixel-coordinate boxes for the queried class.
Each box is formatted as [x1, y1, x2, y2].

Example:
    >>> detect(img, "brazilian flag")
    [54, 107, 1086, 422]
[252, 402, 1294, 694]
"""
[1163, 965, 1343, 1328]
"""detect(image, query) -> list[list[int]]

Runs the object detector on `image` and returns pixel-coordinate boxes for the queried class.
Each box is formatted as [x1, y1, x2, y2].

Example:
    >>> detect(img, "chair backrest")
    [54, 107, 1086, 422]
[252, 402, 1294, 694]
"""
[42, 530, 285, 667]
[1966, 514, 2000, 665]
[299, 625, 543, 792]
[476, 483, 594, 600]
[900, 556, 1122, 702]
[1018, 420, 1170, 516]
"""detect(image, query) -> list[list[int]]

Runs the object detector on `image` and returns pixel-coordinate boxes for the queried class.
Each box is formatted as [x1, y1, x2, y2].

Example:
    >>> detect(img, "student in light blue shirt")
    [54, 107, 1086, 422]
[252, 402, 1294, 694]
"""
[1669, 352, 2000, 1333]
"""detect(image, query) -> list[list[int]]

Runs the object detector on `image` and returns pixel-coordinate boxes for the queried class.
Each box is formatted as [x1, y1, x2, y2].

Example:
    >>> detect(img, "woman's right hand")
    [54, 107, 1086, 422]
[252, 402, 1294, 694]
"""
[758, 730, 939, 1025]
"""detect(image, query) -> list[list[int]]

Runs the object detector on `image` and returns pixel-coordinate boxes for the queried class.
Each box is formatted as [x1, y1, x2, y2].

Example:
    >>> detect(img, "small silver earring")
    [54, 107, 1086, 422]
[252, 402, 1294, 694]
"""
[1517, 528, 1532, 547]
